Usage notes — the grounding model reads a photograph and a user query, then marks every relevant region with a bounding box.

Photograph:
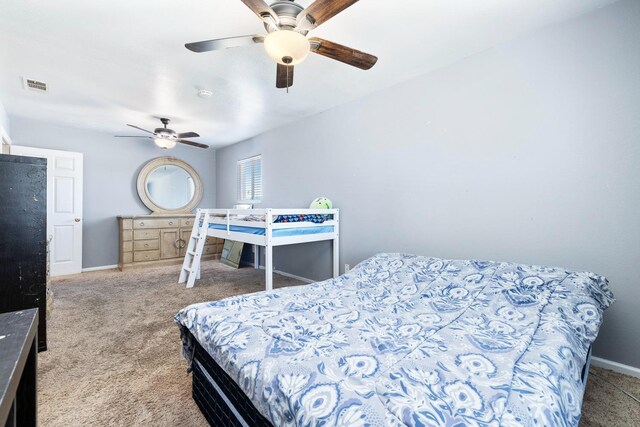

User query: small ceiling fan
[114,118,209,149]
[186,0,378,90]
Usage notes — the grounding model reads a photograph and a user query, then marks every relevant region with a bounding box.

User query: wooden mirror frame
[136,157,203,214]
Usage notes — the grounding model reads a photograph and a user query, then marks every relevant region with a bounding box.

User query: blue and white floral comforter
[175,253,614,427]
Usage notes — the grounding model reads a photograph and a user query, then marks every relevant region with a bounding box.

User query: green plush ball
[309,197,332,209]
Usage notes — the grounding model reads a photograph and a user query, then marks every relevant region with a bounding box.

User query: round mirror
[137,157,203,214]
[146,165,194,209]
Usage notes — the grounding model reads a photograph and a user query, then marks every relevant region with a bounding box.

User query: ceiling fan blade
[185,35,264,53]
[126,124,155,134]
[178,139,209,149]
[276,63,294,89]
[177,132,200,139]
[296,0,359,30]
[114,135,153,139]
[240,0,279,24]
[309,37,378,70]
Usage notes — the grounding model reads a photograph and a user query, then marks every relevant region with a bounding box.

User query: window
[237,155,262,203]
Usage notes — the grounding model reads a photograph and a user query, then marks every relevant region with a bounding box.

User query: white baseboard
[244,262,314,284]
[591,356,640,378]
[272,269,315,284]
[82,264,118,272]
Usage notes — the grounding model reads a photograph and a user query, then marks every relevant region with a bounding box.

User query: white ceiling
[0,0,616,148]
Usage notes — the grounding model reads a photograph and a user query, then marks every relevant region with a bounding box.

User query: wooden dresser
[118,214,223,270]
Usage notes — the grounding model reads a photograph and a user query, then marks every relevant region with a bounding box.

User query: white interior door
[11,145,83,276]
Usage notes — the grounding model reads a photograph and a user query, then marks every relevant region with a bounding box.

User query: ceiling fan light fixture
[264,30,310,65]
[154,137,177,149]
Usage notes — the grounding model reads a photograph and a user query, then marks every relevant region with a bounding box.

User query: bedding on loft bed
[210,213,332,224]
[175,253,614,427]
[207,223,334,237]
[204,212,334,236]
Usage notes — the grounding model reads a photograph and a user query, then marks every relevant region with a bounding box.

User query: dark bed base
[190,331,273,427]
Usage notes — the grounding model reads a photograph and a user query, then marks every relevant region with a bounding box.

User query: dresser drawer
[203,237,225,246]
[134,239,159,251]
[133,218,180,229]
[133,229,160,240]
[205,236,218,245]
[203,244,218,255]
[133,250,160,262]
[180,217,195,228]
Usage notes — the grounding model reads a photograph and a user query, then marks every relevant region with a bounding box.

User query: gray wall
[217,0,640,368]
[10,116,216,268]
[0,100,9,137]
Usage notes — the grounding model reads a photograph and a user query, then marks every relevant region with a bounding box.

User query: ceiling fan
[114,118,209,149]
[186,0,378,90]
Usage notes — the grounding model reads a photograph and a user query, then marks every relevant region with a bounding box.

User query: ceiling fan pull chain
[281,56,293,93]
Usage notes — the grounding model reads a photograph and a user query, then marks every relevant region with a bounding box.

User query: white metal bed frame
[178,208,340,290]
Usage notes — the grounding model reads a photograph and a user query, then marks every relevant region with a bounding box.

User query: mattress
[176,253,614,427]
[207,223,334,237]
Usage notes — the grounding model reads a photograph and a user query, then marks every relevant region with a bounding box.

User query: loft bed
[178,208,339,289]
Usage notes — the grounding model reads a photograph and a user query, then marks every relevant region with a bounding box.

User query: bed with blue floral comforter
[175,253,614,427]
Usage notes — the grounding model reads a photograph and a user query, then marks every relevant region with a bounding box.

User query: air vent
[23,77,48,93]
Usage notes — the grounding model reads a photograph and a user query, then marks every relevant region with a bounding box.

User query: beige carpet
[39,262,640,426]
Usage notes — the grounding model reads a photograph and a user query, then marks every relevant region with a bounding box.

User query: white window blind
[237,155,262,203]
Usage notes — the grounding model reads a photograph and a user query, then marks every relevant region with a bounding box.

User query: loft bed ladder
[179,209,209,288]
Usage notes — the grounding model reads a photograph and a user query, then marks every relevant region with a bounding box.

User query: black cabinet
[0,154,47,352]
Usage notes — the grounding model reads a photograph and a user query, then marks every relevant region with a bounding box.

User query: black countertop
[0,308,38,423]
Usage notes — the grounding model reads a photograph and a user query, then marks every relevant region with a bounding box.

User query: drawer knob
[144,244,149,247]
[140,222,144,226]
[169,221,174,225]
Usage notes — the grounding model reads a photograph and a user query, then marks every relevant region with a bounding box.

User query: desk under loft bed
[178,208,339,289]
